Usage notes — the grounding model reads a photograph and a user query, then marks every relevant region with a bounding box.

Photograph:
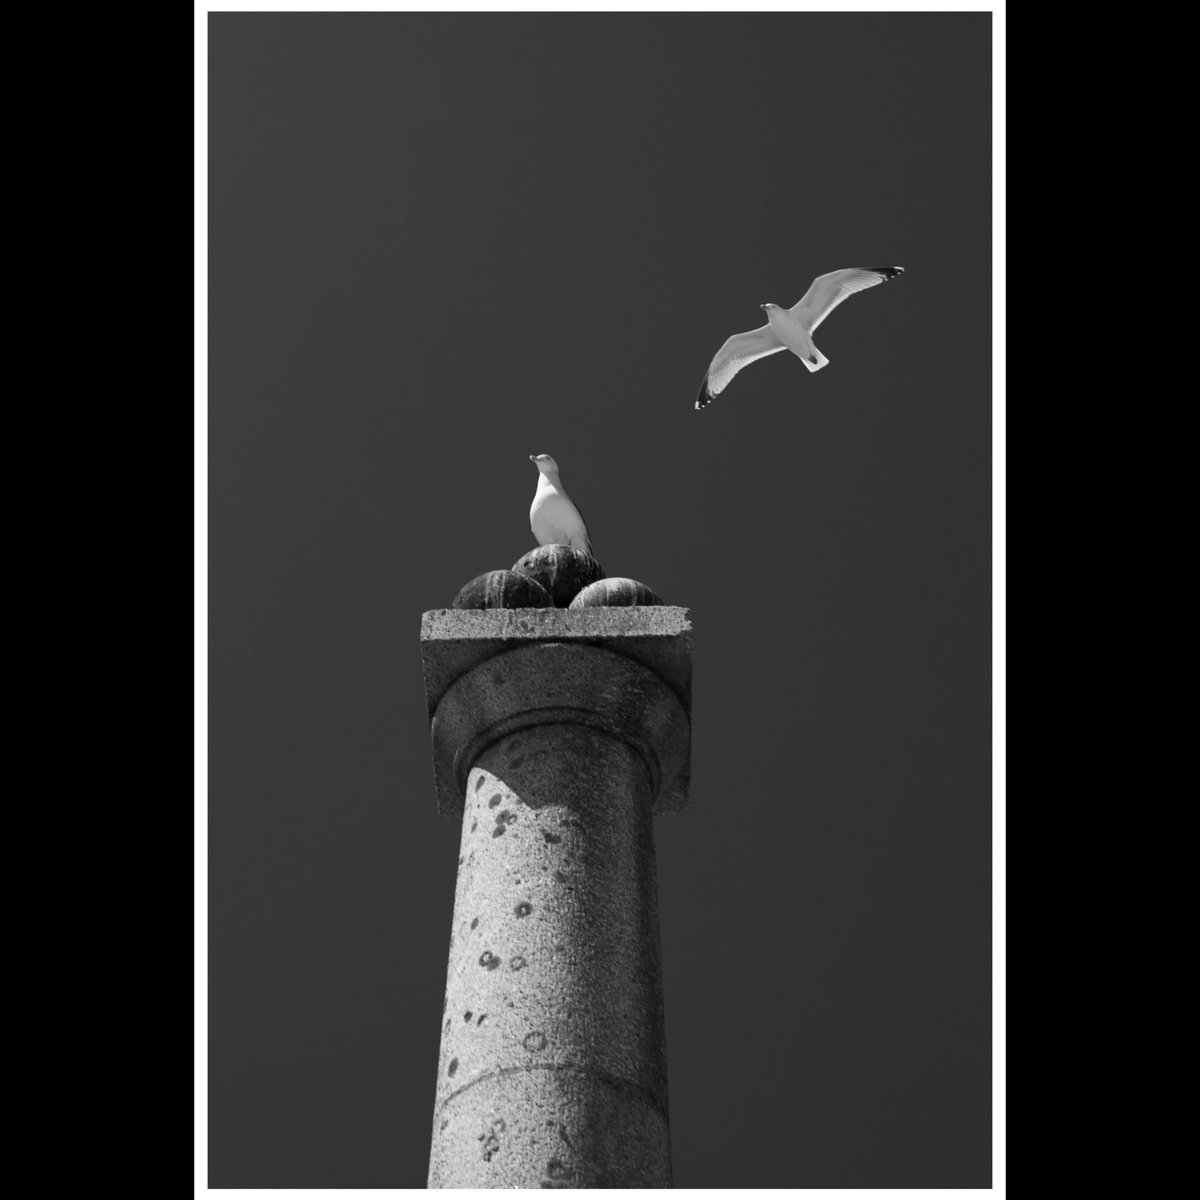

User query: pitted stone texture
[430,642,690,819]
[452,570,553,610]
[512,545,606,608]
[570,577,664,608]
[432,1071,669,1188]
[429,726,671,1188]
[420,607,692,717]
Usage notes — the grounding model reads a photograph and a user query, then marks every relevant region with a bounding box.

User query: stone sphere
[451,569,553,610]
[511,544,605,608]
[569,577,664,608]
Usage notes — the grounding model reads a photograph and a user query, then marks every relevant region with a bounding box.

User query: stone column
[419,609,692,1189]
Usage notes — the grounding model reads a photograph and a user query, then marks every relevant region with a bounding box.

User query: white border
[195,4,1004,1195]
[195,1,210,1195]
[205,2,995,12]
[990,2,1006,1195]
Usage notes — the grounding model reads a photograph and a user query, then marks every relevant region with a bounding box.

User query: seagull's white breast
[530,476,589,551]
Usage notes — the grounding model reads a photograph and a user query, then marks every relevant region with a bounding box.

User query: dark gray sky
[208,12,991,1188]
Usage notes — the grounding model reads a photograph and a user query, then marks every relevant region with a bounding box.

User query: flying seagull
[695,266,905,410]
[529,454,593,555]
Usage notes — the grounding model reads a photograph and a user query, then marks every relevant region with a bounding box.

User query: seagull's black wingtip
[869,266,905,280]
[695,382,714,410]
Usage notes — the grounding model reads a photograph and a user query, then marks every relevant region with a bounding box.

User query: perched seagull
[529,454,593,555]
[695,266,905,410]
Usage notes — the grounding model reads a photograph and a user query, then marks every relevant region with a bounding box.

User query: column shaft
[428,723,671,1188]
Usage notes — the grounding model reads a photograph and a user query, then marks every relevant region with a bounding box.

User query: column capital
[419,607,693,818]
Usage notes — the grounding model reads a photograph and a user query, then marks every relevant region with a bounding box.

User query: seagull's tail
[801,346,830,373]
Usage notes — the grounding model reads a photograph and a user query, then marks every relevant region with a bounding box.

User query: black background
[209,12,991,1187]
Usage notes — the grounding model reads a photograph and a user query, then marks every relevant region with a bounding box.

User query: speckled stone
[419,608,693,818]
[511,545,605,608]
[420,607,693,1189]
[452,570,553,610]
[431,641,689,822]
[569,577,664,608]
[428,725,671,1188]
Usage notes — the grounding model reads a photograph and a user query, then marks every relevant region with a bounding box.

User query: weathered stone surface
[427,641,690,819]
[452,570,553,610]
[428,726,671,1188]
[570,577,664,608]
[419,607,692,722]
[419,604,693,1189]
[511,544,605,608]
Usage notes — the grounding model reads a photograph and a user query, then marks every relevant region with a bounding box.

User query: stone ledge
[419,608,693,820]
[419,606,692,718]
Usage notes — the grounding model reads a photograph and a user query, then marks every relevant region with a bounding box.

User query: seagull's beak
[529,455,537,462]
[759,303,770,311]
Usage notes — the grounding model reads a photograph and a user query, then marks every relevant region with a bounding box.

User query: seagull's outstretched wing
[695,325,786,410]
[789,266,904,333]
